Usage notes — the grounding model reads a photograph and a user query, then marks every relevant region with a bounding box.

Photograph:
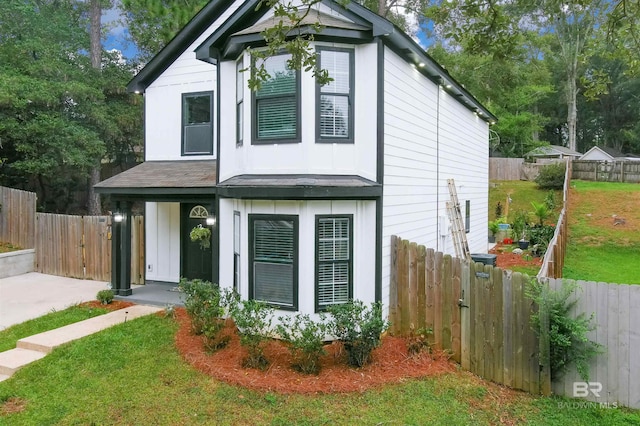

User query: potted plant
[190,224,211,250]
[511,210,530,249]
[488,219,500,243]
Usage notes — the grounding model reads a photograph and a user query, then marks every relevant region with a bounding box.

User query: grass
[0,305,110,353]
[0,242,22,254]
[563,180,640,284]
[1,314,639,425]
[489,180,561,223]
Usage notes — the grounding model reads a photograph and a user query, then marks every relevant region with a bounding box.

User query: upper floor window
[182,91,213,155]
[236,58,244,146]
[253,54,300,144]
[316,48,354,143]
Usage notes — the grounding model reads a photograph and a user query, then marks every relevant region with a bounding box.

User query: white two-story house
[96,0,496,318]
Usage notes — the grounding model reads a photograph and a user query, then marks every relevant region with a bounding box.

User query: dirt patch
[569,187,640,236]
[489,243,543,271]
[78,300,135,311]
[174,308,456,394]
[0,397,27,415]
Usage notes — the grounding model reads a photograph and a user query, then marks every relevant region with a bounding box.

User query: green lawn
[0,305,111,353]
[1,314,638,425]
[489,181,561,222]
[563,180,640,284]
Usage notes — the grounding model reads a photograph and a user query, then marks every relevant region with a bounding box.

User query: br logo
[573,382,603,398]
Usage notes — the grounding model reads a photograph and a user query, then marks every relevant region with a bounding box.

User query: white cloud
[103,0,126,37]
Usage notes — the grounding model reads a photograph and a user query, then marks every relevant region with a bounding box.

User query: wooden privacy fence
[389,236,550,395]
[36,213,144,284]
[538,162,571,279]
[572,160,640,183]
[547,279,640,409]
[0,186,36,249]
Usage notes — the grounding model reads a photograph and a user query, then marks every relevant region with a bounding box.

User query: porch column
[211,199,219,285]
[111,201,132,296]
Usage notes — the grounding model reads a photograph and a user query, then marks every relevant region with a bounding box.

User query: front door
[181,204,214,281]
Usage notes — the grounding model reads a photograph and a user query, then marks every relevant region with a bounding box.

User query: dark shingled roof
[217,174,381,199]
[95,160,217,195]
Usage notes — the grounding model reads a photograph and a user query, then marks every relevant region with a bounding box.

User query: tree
[0,0,142,213]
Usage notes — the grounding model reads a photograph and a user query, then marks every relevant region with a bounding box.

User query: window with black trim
[316,215,352,311]
[182,91,213,155]
[249,215,298,309]
[233,211,241,292]
[465,200,471,233]
[236,58,244,146]
[253,54,300,143]
[316,48,354,143]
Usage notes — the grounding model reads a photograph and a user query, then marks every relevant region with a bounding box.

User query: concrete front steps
[0,305,162,382]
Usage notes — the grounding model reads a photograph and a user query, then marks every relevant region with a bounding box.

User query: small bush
[407,327,433,356]
[527,279,603,381]
[327,300,389,368]
[232,299,274,370]
[96,289,114,305]
[535,163,566,190]
[510,209,530,241]
[544,190,557,211]
[179,279,235,352]
[277,313,328,374]
[529,224,556,256]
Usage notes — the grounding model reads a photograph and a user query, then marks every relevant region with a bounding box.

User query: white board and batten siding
[549,279,640,409]
[145,202,181,283]
[144,0,244,162]
[218,198,376,319]
[218,42,378,182]
[380,46,489,313]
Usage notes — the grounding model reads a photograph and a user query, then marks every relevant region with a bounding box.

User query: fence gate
[35,213,144,283]
[389,235,549,395]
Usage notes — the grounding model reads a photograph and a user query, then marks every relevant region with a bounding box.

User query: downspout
[436,84,441,252]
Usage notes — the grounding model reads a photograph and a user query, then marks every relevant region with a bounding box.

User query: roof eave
[126,0,234,93]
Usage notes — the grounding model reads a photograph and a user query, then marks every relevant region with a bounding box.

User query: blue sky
[102,3,138,59]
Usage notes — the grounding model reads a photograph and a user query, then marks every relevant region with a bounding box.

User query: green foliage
[530,201,551,226]
[527,280,603,381]
[189,224,211,250]
[544,190,557,211]
[276,313,328,374]
[96,289,114,305]
[488,219,501,236]
[179,279,236,352]
[510,209,530,241]
[535,163,566,190]
[327,300,389,367]
[232,299,274,370]
[495,201,503,218]
[529,224,556,256]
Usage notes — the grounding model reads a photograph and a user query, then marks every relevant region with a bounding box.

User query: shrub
[529,224,556,255]
[96,289,114,305]
[535,163,566,190]
[407,327,433,356]
[327,300,389,367]
[544,190,557,211]
[527,279,603,381]
[178,279,235,351]
[276,313,328,374]
[530,201,551,226]
[510,209,530,241]
[232,299,274,370]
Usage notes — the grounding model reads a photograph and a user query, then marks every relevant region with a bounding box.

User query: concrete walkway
[0,272,110,330]
[0,304,162,382]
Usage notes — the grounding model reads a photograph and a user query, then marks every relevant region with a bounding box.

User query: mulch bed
[174,308,456,394]
[489,243,543,271]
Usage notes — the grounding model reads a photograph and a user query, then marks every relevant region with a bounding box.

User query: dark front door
[182,203,214,281]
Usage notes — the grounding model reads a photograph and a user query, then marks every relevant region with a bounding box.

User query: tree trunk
[87,0,102,215]
[566,57,578,153]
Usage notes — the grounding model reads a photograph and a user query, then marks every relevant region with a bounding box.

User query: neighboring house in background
[95,0,495,319]
[579,145,640,161]
[525,144,582,161]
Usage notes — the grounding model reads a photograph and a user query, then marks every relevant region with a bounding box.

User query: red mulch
[488,243,543,271]
[79,300,136,311]
[174,308,456,394]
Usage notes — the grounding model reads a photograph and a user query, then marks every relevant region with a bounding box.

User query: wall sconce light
[113,212,124,223]
[206,215,216,226]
